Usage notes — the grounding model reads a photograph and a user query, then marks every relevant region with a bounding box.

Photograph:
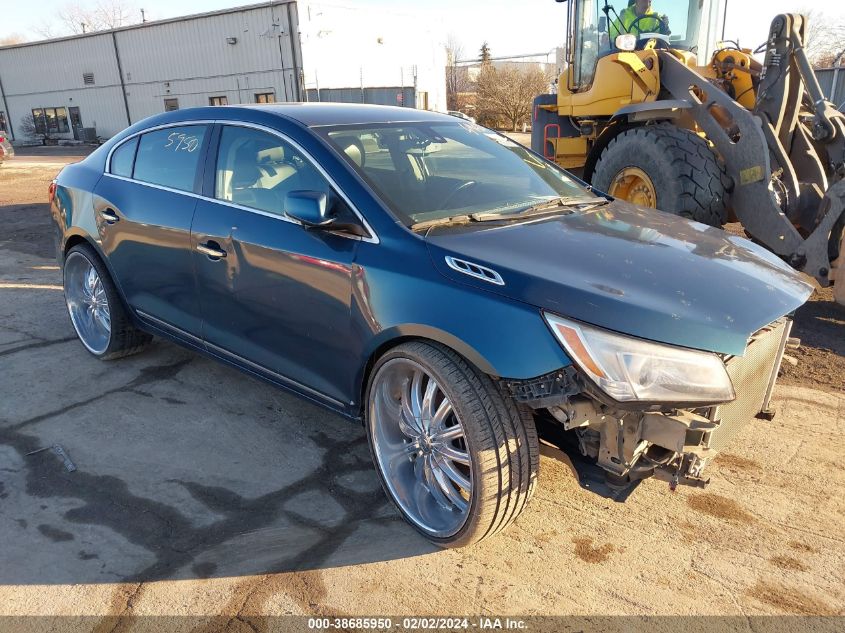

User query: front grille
[705,319,791,452]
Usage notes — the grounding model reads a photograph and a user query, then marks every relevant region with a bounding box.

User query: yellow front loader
[532,0,845,304]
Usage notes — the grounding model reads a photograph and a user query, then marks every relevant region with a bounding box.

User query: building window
[31,107,70,134]
[255,92,275,104]
[164,98,179,112]
[209,96,229,106]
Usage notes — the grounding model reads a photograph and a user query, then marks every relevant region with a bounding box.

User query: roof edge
[0,0,296,52]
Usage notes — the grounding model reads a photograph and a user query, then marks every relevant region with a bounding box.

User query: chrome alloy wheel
[64,252,112,355]
[369,358,473,538]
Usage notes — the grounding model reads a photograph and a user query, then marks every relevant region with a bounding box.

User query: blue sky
[4,0,844,58]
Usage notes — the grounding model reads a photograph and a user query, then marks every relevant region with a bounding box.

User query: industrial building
[0,1,447,143]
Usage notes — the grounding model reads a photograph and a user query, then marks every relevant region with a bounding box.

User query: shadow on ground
[0,341,438,586]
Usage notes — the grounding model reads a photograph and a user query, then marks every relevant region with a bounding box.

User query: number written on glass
[164,132,200,152]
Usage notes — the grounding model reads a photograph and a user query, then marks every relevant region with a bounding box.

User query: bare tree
[19,113,46,142]
[797,9,845,67]
[0,33,27,46]
[33,0,137,38]
[445,34,471,112]
[476,63,552,131]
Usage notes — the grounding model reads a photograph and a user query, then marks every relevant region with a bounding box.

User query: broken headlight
[544,313,736,404]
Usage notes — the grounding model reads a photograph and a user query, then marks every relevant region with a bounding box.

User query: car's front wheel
[63,244,151,360]
[366,341,538,547]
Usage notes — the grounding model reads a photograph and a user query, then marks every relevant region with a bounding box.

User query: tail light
[0,135,5,143]
[48,182,57,203]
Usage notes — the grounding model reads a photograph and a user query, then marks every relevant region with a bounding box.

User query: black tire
[365,341,538,547]
[592,123,728,227]
[63,243,152,360]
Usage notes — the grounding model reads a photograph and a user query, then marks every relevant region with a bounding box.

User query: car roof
[101,103,463,155]
[224,103,455,127]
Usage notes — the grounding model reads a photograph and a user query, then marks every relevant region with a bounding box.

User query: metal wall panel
[125,71,295,121]
[0,2,300,140]
[0,34,120,95]
[816,67,845,109]
[306,86,416,107]
[114,5,297,86]
[114,2,299,121]
[0,0,447,141]
[0,33,125,139]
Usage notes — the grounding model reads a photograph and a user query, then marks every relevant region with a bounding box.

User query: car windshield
[320,121,593,227]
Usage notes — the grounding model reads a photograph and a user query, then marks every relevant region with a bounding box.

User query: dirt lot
[0,150,843,625]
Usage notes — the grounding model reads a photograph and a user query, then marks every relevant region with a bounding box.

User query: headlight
[544,313,735,404]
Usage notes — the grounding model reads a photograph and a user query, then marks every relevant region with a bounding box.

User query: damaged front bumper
[505,319,793,488]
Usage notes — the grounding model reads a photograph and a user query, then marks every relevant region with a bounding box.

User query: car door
[191,123,364,408]
[94,123,210,337]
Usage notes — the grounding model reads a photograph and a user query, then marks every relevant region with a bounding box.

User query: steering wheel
[441,180,478,208]
[627,14,671,47]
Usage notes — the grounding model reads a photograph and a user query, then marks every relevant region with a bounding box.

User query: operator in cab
[609,0,670,40]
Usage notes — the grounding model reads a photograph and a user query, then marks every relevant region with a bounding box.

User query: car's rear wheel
[366,341,538,547]
[63,244,151,360]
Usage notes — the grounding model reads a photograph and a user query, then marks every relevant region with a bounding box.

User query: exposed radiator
[705,319,791,452]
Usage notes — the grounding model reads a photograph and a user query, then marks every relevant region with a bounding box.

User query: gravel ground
[0,154,843,625]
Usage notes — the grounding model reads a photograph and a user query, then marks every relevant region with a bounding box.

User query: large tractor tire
[592,123,728,227]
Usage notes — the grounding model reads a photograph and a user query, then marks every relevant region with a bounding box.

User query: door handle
[100,209,120,224]
[197,241,227,259]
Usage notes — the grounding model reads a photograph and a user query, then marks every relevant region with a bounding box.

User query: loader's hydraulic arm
[660,51,845,286]
[657,14,845,288]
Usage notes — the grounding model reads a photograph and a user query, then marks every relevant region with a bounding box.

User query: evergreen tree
[479,42,492,64]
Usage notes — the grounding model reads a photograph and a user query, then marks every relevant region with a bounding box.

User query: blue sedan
[51,104,811,547]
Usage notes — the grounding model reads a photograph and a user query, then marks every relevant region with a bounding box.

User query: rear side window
[133,125,208,192]
[109,137,138,177]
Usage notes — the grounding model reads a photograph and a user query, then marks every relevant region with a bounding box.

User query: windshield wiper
[470,196,609,222]
[410,214,473,231]
[410,197,610,231]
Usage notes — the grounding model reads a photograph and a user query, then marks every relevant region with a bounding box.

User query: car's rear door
[94,123,210,337]
[190,123,365,408]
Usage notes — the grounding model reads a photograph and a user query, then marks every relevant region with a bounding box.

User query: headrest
[230,142,262,187]
[257,146,285,163]
[333,135,366,168]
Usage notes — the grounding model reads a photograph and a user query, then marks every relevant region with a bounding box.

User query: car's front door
[191,124,364,408]
[94,124,210,336]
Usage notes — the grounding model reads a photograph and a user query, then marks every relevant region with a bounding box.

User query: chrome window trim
[104,118,379,244]
[105,119,216,174]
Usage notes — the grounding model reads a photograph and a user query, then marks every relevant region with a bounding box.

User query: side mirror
[285,190,334,228]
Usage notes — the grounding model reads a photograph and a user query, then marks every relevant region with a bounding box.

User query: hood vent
[445,256,504,286]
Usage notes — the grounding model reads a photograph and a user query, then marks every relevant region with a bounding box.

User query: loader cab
[562,0,714,91]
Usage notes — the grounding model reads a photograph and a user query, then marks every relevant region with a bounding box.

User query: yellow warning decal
[739,166,765,185]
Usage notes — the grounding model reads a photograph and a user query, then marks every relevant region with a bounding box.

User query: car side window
[133,125,208,192]
[109,137,138,178]
[215,126,330,216]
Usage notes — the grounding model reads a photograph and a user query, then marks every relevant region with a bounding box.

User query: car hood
[425,201,813,356]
